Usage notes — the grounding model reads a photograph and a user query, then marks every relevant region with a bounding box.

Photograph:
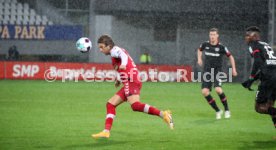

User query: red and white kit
[92,45,173,138]
[110,46,142,100]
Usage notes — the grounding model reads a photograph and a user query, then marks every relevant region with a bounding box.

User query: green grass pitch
[0,80,276,150]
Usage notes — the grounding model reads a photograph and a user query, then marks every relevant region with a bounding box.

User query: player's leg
[254,83,276,114]
[126,82,173,129]
[201,84,222,119]
[254,99,276,129]
[127,95,161,117]
[254,84,276,128]
[125,82,162,116]
[255,102,269,114]
[215,86,230,118]
[104,95,124,131]
[127,95,163,118]
[127,94,174,129]
[268,99,276,128]
[202,69,220,113]
[254,84,269,114]
[214,67,230,118]
[267,88,276,128]
[201,80,220,111]
[214,87,228,111]
[202,87,219,111]
[269,78,276,128]
[92,89,125,138]
[255,72,276,129]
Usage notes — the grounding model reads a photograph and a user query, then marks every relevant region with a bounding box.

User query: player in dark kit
[242,26,276,128]
[197,28,237,119]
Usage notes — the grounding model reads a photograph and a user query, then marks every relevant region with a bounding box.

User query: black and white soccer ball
[76,37,92,53]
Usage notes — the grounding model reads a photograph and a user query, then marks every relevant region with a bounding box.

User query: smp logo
[12,64,40,77]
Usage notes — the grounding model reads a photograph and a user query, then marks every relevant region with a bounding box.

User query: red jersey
[110,46,140,83]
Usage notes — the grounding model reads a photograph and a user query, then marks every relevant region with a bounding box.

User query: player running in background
[197,28,237,119]
[92,35,174,139]
[242,26,276,128]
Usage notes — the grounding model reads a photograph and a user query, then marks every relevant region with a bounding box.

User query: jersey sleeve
[198,43,205,51]
[110,47,128,66]
[248,45,261,57]
[221,46,231,57]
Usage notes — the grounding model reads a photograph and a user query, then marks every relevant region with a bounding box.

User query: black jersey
[248,41,276,78]
[199,41,231,68]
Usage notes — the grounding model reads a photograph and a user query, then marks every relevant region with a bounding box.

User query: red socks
[105,102,116,131]
[131,101,161,116]
[104,101,161,132]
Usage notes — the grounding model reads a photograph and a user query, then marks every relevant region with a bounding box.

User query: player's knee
[255,104,268,114]
[201,89,209,96]
[255,107,266,114]
[215,88,222,94]
[267,100,275,107]
[106,102,115,109]
[131,102,142,111]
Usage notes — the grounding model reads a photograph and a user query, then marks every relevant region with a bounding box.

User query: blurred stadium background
[1,1,276,149]
[0,0,275,82]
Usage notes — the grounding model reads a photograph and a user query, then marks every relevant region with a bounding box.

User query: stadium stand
[0,0,53,25]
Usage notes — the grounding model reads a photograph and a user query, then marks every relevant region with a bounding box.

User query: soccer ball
[76,37,92,53]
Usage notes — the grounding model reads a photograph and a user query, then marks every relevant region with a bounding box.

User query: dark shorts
[201,67,223,90]
[255,78,276,104]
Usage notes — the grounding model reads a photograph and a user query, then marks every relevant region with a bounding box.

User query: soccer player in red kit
[92,35,174,139]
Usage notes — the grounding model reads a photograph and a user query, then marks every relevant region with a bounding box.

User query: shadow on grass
[239,140,276,150]
[33,145,55,149]
[61,137,172,149]
[192,119,217,125]
[61,139,128,149]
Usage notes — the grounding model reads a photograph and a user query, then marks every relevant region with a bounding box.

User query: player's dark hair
[209,28,219,34]
[245,26,261,41]
[246,26,261,33]
[97,35,115,48]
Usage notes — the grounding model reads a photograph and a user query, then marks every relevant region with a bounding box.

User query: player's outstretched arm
[241,71,260,91]
[229,55,237,76]
[241,50,263,91]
